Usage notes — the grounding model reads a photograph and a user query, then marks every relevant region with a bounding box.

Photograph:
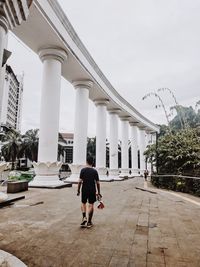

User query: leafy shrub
[19,173,33,182]
[145,128,200,175]
[8,171,34,182]
[151,175,200,197]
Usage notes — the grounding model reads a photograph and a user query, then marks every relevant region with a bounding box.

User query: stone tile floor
[0,178,200,267]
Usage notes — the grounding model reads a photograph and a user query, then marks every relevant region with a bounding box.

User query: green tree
[170,106,199,130]
[1,131,22,169]
[142,92,171,131]
[158,88,189,129]
[87,137,111,167]
[158,124,169,137]
[21,129,39,162]
[57,144,65,161]
[145,128,200,175]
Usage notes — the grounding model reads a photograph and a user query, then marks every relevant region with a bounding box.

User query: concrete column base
[96,167,113,182]
[140,170,144,176]
[129,169,140,178]
[29,162,64,188]
[0,192,8,203]
[109,169,123,181]
[119,169,130,179]
[99,175,114,182]
[65,164,84,183]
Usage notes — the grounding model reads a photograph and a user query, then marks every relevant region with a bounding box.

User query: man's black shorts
[81,191,96,204]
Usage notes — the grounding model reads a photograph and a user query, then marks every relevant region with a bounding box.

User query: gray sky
[7,0,200,135]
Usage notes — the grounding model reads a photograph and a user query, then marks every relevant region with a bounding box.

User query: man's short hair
[87,156,94,166]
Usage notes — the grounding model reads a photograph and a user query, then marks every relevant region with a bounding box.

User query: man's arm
[95,171,102,197]
[77,169,84,196]
[96,181,102,200]
[96,180,101,195]
[77,179,82,196]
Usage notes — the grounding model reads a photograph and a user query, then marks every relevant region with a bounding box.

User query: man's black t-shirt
[80,167,99,193]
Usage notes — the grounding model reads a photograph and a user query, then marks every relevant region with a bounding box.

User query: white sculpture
[0,192,8,203]
[0,162,10,203]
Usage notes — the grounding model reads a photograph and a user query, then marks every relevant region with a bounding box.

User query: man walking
[77,156,101,228]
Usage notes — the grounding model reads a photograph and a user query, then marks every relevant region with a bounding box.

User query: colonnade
[0,35,154,187]
[30,46,153,186]
[67,91,153,183]
[0,2,156,187]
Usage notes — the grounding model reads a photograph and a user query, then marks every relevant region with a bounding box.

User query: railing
[152,174,200,180]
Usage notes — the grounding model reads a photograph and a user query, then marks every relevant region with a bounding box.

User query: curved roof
[13,0,159,133]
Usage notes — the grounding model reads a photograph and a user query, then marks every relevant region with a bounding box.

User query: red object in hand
[97,201,105,209]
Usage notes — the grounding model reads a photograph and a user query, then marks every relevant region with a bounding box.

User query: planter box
[7,180,28,193]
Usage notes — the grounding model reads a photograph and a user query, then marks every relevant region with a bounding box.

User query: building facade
[0,65,23,132]
[59,133,74,163]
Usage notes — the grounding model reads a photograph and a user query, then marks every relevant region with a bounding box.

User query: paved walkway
[0,178,200,267]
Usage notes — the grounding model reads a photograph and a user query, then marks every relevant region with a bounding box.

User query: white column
[30,48,68,187]
[130,123,139,176]
[151,132,157,173]
[67,80,93,183]
[64,150,66,163]
[139,128,146,175]
[152,133,157,144]
[94,99,111,181]
[108,109,121,180]
[119,117,130,178]
[0,17,8,70]
[146,132,152,174]
[0,17,8,124]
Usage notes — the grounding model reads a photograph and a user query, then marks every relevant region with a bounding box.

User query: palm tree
[1,131,22,169]
[142,92,172,133]
[21,129,39,162]
[195,100,200,111]
[57,144,65,161]
[158,88,187,129]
